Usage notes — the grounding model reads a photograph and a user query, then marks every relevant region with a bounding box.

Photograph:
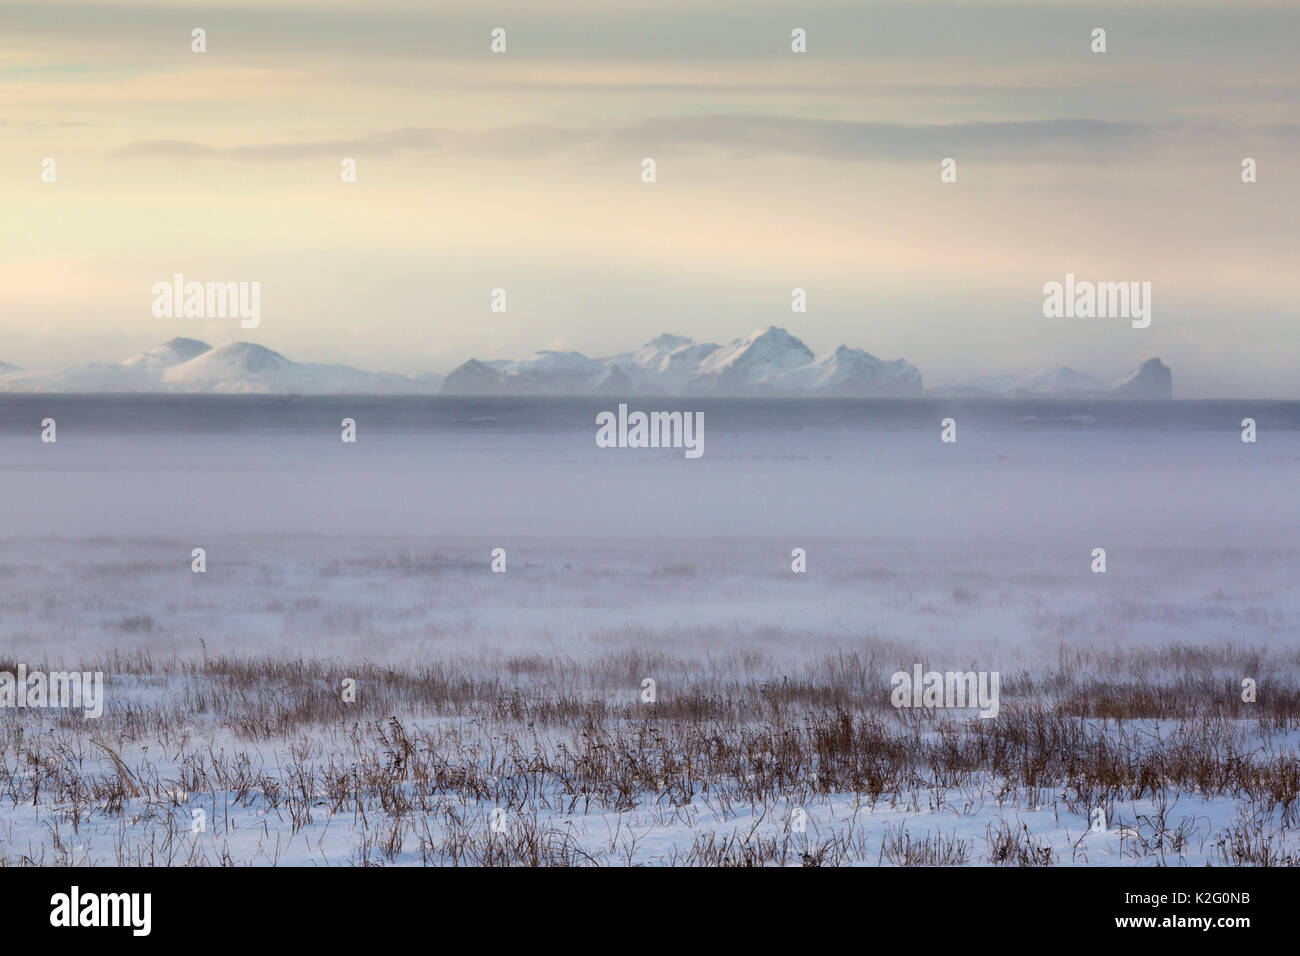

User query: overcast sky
[2,0,1297,395]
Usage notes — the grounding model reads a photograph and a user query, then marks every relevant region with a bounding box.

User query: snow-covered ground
[0,399,1296,865]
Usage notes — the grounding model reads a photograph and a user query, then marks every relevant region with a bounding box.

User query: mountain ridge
[929,358,1172,399]
[444,326,926,397]
[0,338,444,394]
[0,331,1171,398]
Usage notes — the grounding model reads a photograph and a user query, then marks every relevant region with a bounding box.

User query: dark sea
[0,394,1297,435]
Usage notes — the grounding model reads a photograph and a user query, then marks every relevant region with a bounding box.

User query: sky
[1,0,1297,396]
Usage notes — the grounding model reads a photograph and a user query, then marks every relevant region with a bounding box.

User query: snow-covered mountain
[602,334,723,393]
[775,344,924,398]
[441,350,630,396]
[160,343,442,394]
[929,359,1172,399]
[442,327,924,397]
[688,326,815,393]
[1111,357,1173,399]
[121,337,212,371]
[0,333,1170,398]
[928,366,1107,398]
[0,339,445,394]
[0,360,149,392]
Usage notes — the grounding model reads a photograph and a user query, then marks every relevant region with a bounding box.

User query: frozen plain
[0,396,1297,865]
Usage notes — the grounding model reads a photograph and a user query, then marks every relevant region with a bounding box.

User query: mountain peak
[203,342,289,369]
[647,333,694,349]
[692,326,815,392]
[746,325,805,347]
[159,342,290,390]
[1112,357,1172,399]
[122,337,213,369]
[160,336,211,353]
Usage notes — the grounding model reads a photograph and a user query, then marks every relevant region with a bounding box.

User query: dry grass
[1,641,1298,866]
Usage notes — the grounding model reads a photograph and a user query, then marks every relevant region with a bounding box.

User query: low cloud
[115,115,1300,165]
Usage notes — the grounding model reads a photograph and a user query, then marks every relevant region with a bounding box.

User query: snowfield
[0,396,1296,865]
